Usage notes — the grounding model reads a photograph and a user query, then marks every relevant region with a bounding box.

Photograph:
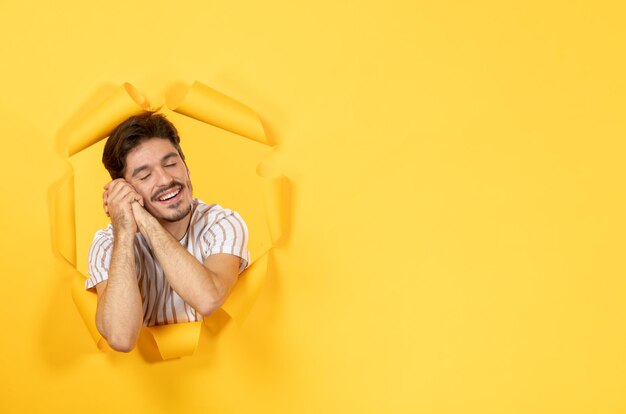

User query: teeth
[159,187,180,201]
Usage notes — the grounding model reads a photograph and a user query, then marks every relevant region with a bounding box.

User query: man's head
[103,112,193,223]
[103,112,185,179]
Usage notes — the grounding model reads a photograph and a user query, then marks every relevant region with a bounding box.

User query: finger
[108,181,136,201]
[122,179,139,193]
[106,178,134,195]
[104,178,124,190]
[131,200,145,222]
[109,188,137,210]
[130,191,144,206]
[106,182,122,199]
[118,192,143,208]
[101,190,109,216]
[107,179,127,193]
[131,199,148,217]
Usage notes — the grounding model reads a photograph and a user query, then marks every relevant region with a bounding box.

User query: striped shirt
[85,199,250,326]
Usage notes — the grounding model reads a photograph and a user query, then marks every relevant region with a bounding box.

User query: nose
[153,165,174,187]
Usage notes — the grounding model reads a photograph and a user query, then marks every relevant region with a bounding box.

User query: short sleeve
[200,209,250,274]
[85,229,114,290]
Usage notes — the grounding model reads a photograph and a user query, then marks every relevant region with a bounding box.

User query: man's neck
[159,212,192,241]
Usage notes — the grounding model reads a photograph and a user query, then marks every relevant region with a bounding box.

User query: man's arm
[131,203,239,316]
[94,180,144,352]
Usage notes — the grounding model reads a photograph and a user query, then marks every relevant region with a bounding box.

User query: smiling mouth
[154,185,182,203]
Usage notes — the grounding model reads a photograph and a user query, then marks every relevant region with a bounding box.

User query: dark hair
[102,112,186,179]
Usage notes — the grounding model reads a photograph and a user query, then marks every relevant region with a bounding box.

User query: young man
[85,112,249,352]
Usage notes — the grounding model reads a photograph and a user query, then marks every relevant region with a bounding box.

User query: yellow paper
[5,3,625,410]
[50,169,76,266]
[63,83,149,156]
[222,251,269,324]
[261,175,289,246]
[167,80,283,324]
[144,322,203,360]
[167,81,268,145]
[56,82,288,360]
[70,271,102,345]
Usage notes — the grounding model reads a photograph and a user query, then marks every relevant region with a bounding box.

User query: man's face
[124,137,193,223]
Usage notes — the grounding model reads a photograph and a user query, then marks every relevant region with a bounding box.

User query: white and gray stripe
[86,199,250,326]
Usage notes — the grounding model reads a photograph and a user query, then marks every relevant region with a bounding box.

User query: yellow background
[1,1,625,412]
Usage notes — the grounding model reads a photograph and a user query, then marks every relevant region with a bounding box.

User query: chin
[156,199,192,223]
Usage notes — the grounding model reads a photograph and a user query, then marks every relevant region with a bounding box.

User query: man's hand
[104,179,144,234]
[96,180,145,352]
[130,199,157,236]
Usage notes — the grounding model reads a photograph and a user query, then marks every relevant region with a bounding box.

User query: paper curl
[52,81,288,360]
[262,175,289,246]
[63,83,149,156]
[70,269,101,345]
[167,81,268,145]
[144,322,203,360]
[51,168,76,266]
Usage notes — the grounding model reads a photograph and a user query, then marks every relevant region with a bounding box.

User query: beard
[150,179,193,223]
[161,201,192,222]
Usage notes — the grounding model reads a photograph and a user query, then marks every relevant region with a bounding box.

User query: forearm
[140,217,227,316]
[96,232,143,352]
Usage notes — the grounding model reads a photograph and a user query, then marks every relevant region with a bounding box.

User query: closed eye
[165,163,177,167]
[140,174,151,181]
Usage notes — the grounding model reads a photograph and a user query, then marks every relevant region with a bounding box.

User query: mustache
[151,181,184,202]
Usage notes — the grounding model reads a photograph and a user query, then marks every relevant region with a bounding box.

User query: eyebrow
[131,152,179,178]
